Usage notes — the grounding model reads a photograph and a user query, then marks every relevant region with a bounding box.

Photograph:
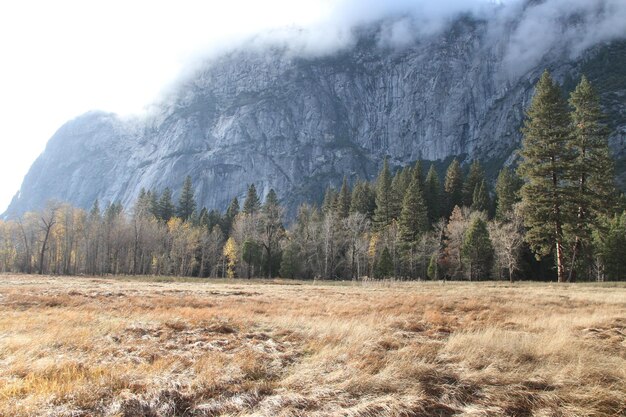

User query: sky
[0,0,336,213]
[1,0,624,214]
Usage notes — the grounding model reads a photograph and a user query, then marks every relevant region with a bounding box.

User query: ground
[0,275,624,417]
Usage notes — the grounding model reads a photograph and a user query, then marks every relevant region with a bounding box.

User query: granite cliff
[5,13,626,218]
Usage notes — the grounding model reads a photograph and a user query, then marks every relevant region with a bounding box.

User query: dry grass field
[0,275,624,417]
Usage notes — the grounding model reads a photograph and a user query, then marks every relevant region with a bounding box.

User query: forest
[1,73,624,282]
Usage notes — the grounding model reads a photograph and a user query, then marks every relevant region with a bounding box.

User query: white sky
[0,0,335,213]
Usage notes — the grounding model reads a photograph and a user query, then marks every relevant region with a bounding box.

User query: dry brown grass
[0,275,624,417]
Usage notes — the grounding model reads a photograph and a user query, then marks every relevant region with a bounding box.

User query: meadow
[0,275,624,416]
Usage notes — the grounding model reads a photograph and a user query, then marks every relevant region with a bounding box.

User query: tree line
[0,73,624,281]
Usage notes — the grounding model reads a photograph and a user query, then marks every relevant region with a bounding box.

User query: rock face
[4,18,626,218]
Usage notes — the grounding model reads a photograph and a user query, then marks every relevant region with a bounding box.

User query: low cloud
[248,0,625,68]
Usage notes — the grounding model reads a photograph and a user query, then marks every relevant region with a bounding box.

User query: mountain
[4,14,626,218]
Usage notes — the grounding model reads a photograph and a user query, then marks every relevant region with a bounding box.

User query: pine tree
[593,212,626,281]
[134,188,152,219]
[157,188,175,222]
[461,217,494,281]
[463,160,485,207]
[148,190,158,218]
[427,253,440,280]
[399,179,429,243]
[444,159,464,216]
[198,207,209,228]
[350,181,376,219]
[471,179,490,213]
[391,167,411,206]
[495,167,522,221]
[567,76,616,281]
[322,186,338,215]
[207,209,222,233]
[279,240,301,279]
[424,164,441,225]
[260,189,284,278]
[376,246,393,278]
[337,177,351,219]
[374,158,398,228]
[412,160,425,189]
[222,197,239,236]
[518,70,576,282]
[177,176,196,222]
[242,239,262,279]
[243,184,261,216]
[226,197,239,219]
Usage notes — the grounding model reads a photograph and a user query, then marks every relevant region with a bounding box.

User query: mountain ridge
[4,17,626,219]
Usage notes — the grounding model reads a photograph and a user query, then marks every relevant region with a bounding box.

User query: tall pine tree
[463,160,485,207]
[471,180,490,213]
[444,159,464,216]
[157,188,175,222]
[337,177,351,219]
[243,184,261,216]
[399,178,429,243]
[177,176,196,222]
[461,217,494,281]
[495,167,522,221]
[350,181,376,219]
[374,158,398,228]
[518,70,576,283]
[567,76,616,281]
[424,164,441,225]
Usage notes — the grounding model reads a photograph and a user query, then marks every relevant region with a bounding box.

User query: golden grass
[0,275,624,416]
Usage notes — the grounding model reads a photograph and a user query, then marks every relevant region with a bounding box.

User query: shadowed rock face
[4,19,626,219]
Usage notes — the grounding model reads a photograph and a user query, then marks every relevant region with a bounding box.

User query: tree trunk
[39,226,52,275]
[556,239,566,282]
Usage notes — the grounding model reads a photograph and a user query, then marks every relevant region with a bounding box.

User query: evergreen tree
[461,217,494,281]
[242,239,262,279]
[518,70,576,282]
[567,76,616,280]
[243,184,261,216]
[412,160,425,189]
[148,190,158,218]
[157,188,175,222]
[391,167,411,206]
[444,159,464,216]
[226,197,239,219]
[495,167,522,221]
[134,188,152,218]
[424,164,441,225]
[471,179,490,213]
[279,240,301,279]
[593,212,626,281]
[322,186,338,215]
[376,246,394,278]
[337,177,351,219]
[374,158,398,228]
[207,209,222,233]
[222,197,239,236]
[427,253,440,280]
[198,207,210,228]
[399,179,429,243]
[260,189,284,278]
[350,181,376,219]
[177,176,196,222]
[463,160,485,207]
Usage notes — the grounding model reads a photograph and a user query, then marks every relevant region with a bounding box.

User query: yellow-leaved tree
[223,237,238,278]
